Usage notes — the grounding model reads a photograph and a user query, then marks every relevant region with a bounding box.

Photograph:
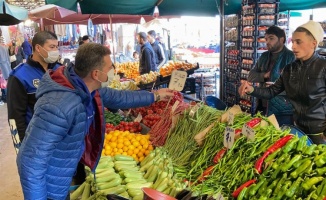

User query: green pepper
[273,173,287,195]
[317,144,326,151]
[281,154,302,172]
[285,177,303,197]
[276,153,290,164]
[304,144,317,156]
[314,152,326,167]
[271,162,279,170]
[290,159,312,178]
[246,183,256,198]
[258,180,269,196]
[276,180,292,199]
[302,177,324,190]
[249,178,265,196]
[237,186,248,200]
[283,137,299,153]
[267,178,279,191]
[296,135,308,152]
[306,191,316,200]
[317,178,326,197]
[265,148,281,163]
[316,166,326,175]
[293,157,311,168]
[258,189,272,200]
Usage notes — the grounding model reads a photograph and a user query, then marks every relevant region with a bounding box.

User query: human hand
[238,80,254,96]
[154,88,174,101]
[265,82,274,87]
[264,71,271,79]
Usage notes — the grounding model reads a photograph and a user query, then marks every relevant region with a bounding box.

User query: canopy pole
[109,15,116,63]
[40,18,44,31]
[219,0,225,100]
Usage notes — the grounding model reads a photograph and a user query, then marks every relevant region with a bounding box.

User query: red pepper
[197,165,215,182]
[213,147,227,164]
[232,179,256,198]
[246,118,261,128]
[235,129,242,135]
[255,135,294,174]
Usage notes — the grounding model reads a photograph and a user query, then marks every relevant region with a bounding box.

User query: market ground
[0,103,23,199]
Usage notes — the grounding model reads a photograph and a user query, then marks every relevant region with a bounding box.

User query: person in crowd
[21,37,32,59]
[136,32,156,74]
[133,51,139,61]
[248,26,295,125]
[7,31,62,150]
[147,30,166,68]
[82,35,90,43]
[0,40,11,105]
[239,20,326,144]
[8,42,17,69]
[15,40,26,66]
[157,36,169,61]
[16,43,174,200]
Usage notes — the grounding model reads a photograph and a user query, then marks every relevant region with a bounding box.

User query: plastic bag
[0,72,7,89]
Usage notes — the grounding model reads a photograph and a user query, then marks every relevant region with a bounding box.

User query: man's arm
[7,76,28,141]
[249,74,285,99]
[157,44,166,68]
[17,103,70,200]
[248,60,268,83]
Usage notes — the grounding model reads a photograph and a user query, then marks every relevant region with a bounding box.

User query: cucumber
[96,177,121,190]
[114,155,134,161]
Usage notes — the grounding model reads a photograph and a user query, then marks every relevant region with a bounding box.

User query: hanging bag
[0,71,7,89]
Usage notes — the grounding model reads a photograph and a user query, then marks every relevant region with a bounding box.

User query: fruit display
[115,62,140,79]
[104,109,131,126]
[160,61,196,77]
[102,130,153,162]
[109,80,139,90]
[134,71,160,85]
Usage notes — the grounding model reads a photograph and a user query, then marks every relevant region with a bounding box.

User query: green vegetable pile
[239,135,326,200]
[104,110,131,126]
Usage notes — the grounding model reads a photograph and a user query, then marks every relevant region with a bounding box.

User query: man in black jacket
[147,30,166,69]
[239,21,326,144]
[137,32,156,74]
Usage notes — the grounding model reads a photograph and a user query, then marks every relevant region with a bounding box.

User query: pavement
[0,103,23,199]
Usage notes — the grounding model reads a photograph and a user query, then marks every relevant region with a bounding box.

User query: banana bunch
[135,71,160,85]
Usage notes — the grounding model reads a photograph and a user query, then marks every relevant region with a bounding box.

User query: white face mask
[39,46,60,64]
[97,68,115,88]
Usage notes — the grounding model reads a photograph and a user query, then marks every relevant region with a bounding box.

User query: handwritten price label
[134,113,142,123]
[118,109,125,116]
[228,111,235,125]
[224,126,235,149]
[242,124,255,141]
[172,100,180,112]
[189,103,201,118]
[168,70,187,91]
[215,193,225,200]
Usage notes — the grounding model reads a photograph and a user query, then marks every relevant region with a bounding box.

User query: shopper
[82,35,90,43]
[147,30,166,68]
[248,26,295,125]
[8,42,17,69]
[15,41,26,66]
[137,32,156,74]
[7,31,61,150]
[16,43,174,200]
[0,40,11,105]
[21,37,32,59]
[239,20,326,144]
[133,51,139,61]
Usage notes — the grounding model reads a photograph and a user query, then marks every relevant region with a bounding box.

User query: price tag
[215,193,225,200]
[168,70,187,91]
[228,111,235,125]
[224,127,235,149]
[118,109,125,116]
[172,100,180,112]
[189,103,200,118]
[134,113,142,122]
[242,124,255,141]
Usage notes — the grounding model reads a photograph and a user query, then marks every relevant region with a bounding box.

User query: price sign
[242,124,255,141]
[228,111,235,125]
[134,113,142,122]
[168,70,187,91]
[224,127,235,149]
[172,100,180,112]
[125,109,131,117]
[118,109,125,116]
[215,193,225,200]
[189,103,200,118]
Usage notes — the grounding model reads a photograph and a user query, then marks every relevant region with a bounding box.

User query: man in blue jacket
[7,31,62,151]
[137,32,156,74]
[248,26,295,125]
[16,43,173,200]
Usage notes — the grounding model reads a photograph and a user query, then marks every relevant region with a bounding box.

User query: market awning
[46,0,326,16]
[0,0,28,25]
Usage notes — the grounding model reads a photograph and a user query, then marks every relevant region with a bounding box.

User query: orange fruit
[113,131,120,137]
[148,145,153,151]
[131,154,137,159]
[117,143,124,149]
[139,156,145,162]
[142,143,149,150]
[105,149,111,155]
[137,152,144,158]
[133,141,140,148]
[131,139,137,144]
[141,148,146,154]
[117,138,124,143]
[113,148,118,152]
[124,140,131,146]
[144,135,150,139]
[110,142,117,148]
[135,135,141,141]
[133,148,140,154]
[127,149,134,156]
[123,146,129,152]
[111,136,117,142]
[128,145,135,150]
[105,145,111,151]
[140,139,146,146]
[145,150,150,156]
[122,152,128,156]
[126,135,133,140]
[118,149,123,154]
[137,145,142,150]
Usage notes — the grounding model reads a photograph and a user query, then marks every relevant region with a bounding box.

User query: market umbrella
[0,0,28,26]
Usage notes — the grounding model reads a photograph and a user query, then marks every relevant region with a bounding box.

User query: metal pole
[219,0,225,100]
[40,18,44,31]
[109,15,116,63]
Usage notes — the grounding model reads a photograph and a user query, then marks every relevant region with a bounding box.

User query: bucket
[142,188,177,200]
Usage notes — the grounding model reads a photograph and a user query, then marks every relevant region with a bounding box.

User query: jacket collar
[27,55,60,72]
[302,52,319,66]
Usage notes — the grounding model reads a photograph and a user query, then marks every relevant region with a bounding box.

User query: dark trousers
[1,88,6,102]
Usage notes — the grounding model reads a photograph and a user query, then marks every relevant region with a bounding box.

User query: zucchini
[114,155,134,161]
[128,188,143,197]
[118,191,130,199]
[126,182,153,190]
[95,167,114,174]
[115,165,139,172]
[98,185,126,195]
[133,194,144,200]
[70,181,86,200]
[124,171,144,178]
[156,178,169,192]
[81,182,91,200]
[95,174,120,184]
[125,177,147,183]
[96,177,121,190]
[95,170,116,179]
[147,165,159,182]
[115,160,137,166]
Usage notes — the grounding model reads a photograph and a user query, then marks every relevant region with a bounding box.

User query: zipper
[299,63,309,126]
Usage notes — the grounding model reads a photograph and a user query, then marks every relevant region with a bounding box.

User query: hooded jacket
[17,66,154,200]
[251,53,326,135]
[139,42,156,74]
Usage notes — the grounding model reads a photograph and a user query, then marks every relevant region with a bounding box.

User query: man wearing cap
[239,20,326,144]
[248,26,295,125]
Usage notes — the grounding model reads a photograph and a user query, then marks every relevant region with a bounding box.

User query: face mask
[39,46,60,63]
[97,68,115,88]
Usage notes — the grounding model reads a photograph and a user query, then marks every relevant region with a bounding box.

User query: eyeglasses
[112,63,116,70]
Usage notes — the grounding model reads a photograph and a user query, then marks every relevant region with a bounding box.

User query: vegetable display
[104,109,131,126]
